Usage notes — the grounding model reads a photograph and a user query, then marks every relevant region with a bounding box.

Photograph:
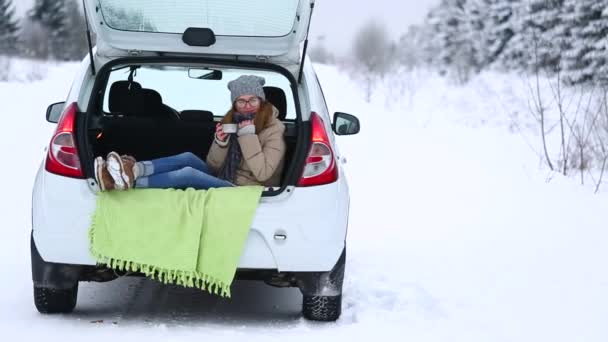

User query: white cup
[222,123,237,134]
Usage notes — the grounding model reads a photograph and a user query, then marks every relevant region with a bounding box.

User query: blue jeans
[134,152,234,190]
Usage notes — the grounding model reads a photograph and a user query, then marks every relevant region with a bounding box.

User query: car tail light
[298,112,338,187]
[45,102,84,178]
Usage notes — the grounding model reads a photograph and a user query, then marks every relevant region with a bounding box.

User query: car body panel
[32,168,348,272]
[85,0,314,65]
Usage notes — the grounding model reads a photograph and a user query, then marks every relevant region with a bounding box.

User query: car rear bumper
[32,229,346,297]
[32,167,349,272]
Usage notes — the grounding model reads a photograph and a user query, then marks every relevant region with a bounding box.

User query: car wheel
[302,294,342,321]
[33,284,78,314]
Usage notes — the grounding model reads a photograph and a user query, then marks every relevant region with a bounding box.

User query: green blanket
[89,186,263,297]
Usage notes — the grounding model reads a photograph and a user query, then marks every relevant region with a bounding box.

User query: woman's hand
[215,123,228,142]
[238,120,253,129]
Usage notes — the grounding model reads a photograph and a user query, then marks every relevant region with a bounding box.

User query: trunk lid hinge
[298,1,315,84]
[82,0,96,76]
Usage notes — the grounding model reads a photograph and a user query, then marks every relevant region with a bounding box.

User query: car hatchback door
[84,0,314,62]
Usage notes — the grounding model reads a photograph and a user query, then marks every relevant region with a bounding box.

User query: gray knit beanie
[228,75,266,103]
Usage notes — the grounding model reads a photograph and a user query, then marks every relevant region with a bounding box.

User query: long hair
[221,101,274,134]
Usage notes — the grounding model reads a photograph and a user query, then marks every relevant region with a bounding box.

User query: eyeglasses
[235,97,261,108]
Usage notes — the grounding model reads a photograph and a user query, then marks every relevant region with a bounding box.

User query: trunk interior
[84,65,302,190]
[87,115,298,185]
[91,115,216,161]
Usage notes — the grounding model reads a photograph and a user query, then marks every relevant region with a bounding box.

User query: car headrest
[263,86,287,120]
[180,110,214,122]
[141,88,162,107]
[109,81,143,114]
[140,88,168,118]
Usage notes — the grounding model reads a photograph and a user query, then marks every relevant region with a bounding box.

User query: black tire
[34,284,78,314]
[302,294,342,321]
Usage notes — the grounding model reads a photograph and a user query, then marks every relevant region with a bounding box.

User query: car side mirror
[46,102,65,123]
[332,112,360,136]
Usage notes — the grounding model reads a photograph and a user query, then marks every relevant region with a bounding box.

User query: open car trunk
[81,58,307,195]
[88,116,299,187]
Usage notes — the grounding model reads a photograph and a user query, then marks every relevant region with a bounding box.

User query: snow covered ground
[1,59,607,341]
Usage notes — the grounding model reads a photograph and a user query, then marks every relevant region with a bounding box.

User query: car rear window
[99,0,299,37]
[102,65,296,120]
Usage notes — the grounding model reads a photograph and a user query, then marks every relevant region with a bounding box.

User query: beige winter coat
[206,108,286,186]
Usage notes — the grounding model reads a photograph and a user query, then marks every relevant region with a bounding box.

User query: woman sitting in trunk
[94,75,286,191]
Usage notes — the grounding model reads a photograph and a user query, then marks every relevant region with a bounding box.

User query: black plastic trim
[182,28,216,47]
[30,232,82,289]
[295,247,346,297]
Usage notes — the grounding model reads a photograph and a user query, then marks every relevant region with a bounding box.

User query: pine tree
[592,3,608,84]
[309,35,335,65]
[427,0,480,82]
[481,0,520,68]
[419,0,608,86]
[0,0,19,56]
[398,24,435,69]
[352,20,394,100]
[463,0,493,68]
[491,0,562,72]
[562,0,608,85]
[520,0,567,72]
[29,0,70,60]
[63,0,89,60]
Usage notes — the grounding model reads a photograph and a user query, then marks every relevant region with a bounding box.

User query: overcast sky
[14,0,440,53]
[309,0,440,52]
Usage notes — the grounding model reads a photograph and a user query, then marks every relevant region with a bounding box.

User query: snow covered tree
[490,0,565,72]
[427,0,520,72]
[593,5,608,85]
[309,35,335,65]
[427,0,480,82]
[352,20,395,100]
[481,0,521,68]
[519,0,567,72]
[353,20,394,75]
[419,0,608,86]
[460,0,496,68]
[29,0,71,60]
[0,0,19,56]
[63,0,89,60]
[561,0,608,85]
[398,24,435,70]
[20,18,49,58]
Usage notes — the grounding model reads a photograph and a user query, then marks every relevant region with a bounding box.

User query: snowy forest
[0,0,88,61]
[422,0,608,86]
[310,0,608,89]
[413,0,608,187]
[2,0,607,87]
[3,0,608,186]
[313,0,608,187]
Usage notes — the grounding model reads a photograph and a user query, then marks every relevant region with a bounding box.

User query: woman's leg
[137,152,212,177]
[135,166,234,190]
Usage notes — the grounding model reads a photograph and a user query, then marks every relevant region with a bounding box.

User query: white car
[31,0,359,322]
